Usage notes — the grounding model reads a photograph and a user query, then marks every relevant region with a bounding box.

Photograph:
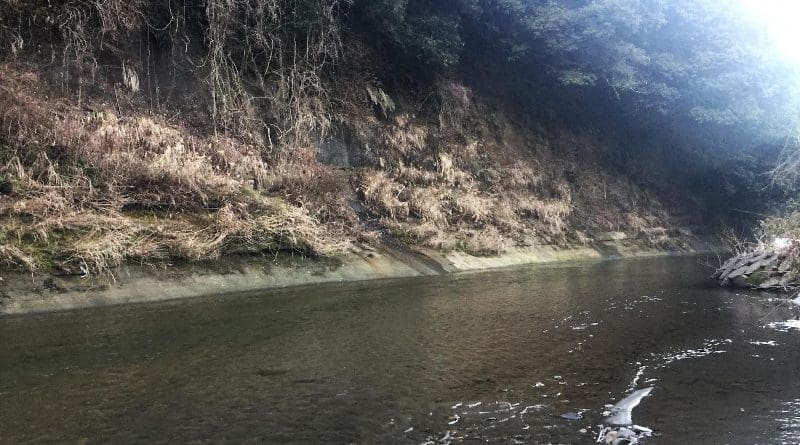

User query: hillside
[0,0,793,277]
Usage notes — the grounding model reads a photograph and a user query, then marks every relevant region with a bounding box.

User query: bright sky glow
[737,0,800,66]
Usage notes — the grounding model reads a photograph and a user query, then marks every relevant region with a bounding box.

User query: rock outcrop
[714,244,799,290]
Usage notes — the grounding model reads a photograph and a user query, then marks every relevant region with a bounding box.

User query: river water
[2,256,800,444]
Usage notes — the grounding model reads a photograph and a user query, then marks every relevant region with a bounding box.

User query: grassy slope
[0,60,695,277]
[0,3,706,277]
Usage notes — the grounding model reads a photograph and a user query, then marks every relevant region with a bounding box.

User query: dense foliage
[2,0,796,149]
[354,0,800,148]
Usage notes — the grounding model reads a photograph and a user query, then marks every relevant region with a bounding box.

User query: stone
[721,256,738,270]
[739,251,772,267]
[727,266,749,280]
[559,411,583,420]
[758,277,783,290]
[718,257,742,280]
[731,275,748,287]
[365,85,396,119]
[745,261,764,275]
[743,255,777,275]
[714,256,738,279]
[316,130,364,168]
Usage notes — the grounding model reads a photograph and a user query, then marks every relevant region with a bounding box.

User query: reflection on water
[2,256,800,443]
[775,399,800,444]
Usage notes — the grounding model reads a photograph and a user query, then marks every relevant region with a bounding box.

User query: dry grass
[355,100,585,255]
[505,161,542,190]
[0,0,686,270]
[360,170,409,220]
[0,65,348,276]
[769,133,800,188]
[517,197,572,234]
[450,191,493,223]
[397,164,439,186]
[407,187,446,223]
[761,211,800,240]
[0,0,357,276]
[461,226,508,256]
[437,81,473,133]
[270,160,357,231]
[351,84,684,254]
[0,245,37,271]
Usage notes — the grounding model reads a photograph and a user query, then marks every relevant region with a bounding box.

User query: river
[2,256,800,444]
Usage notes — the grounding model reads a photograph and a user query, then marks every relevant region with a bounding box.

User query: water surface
[2,256,800,443]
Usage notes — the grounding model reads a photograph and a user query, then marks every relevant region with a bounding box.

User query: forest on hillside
[0,0,798,275]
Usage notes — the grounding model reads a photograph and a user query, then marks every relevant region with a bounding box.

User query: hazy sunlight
[738,0,800,66]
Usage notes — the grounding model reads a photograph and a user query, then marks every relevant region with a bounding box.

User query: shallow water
[2,256,800,444]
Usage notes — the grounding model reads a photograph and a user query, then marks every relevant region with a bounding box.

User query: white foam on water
[627,364,647,392]
[655,339,731,367]
[768,319,800,332]
[520,404,546,414]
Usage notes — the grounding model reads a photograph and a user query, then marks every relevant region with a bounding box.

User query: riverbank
[0,235,719,316]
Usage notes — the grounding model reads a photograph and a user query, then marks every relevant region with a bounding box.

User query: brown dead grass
[0,65,349,275]
[0,245,37,271]
[407,187,446,223]
[352,84,679,254]
[0,26,681,273]
[461,226,508,256]
[360,170,409,220]
[358,109,577,254]
[450,191,493,223]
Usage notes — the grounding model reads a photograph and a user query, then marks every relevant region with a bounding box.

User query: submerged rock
[559,411,583,420]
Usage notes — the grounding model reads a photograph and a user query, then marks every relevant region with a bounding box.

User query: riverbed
[2,256,799,443]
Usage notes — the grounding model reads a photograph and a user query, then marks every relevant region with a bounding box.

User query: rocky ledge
[714,242,799,290]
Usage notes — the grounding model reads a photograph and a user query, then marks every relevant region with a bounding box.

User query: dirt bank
[0,235,718,316]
